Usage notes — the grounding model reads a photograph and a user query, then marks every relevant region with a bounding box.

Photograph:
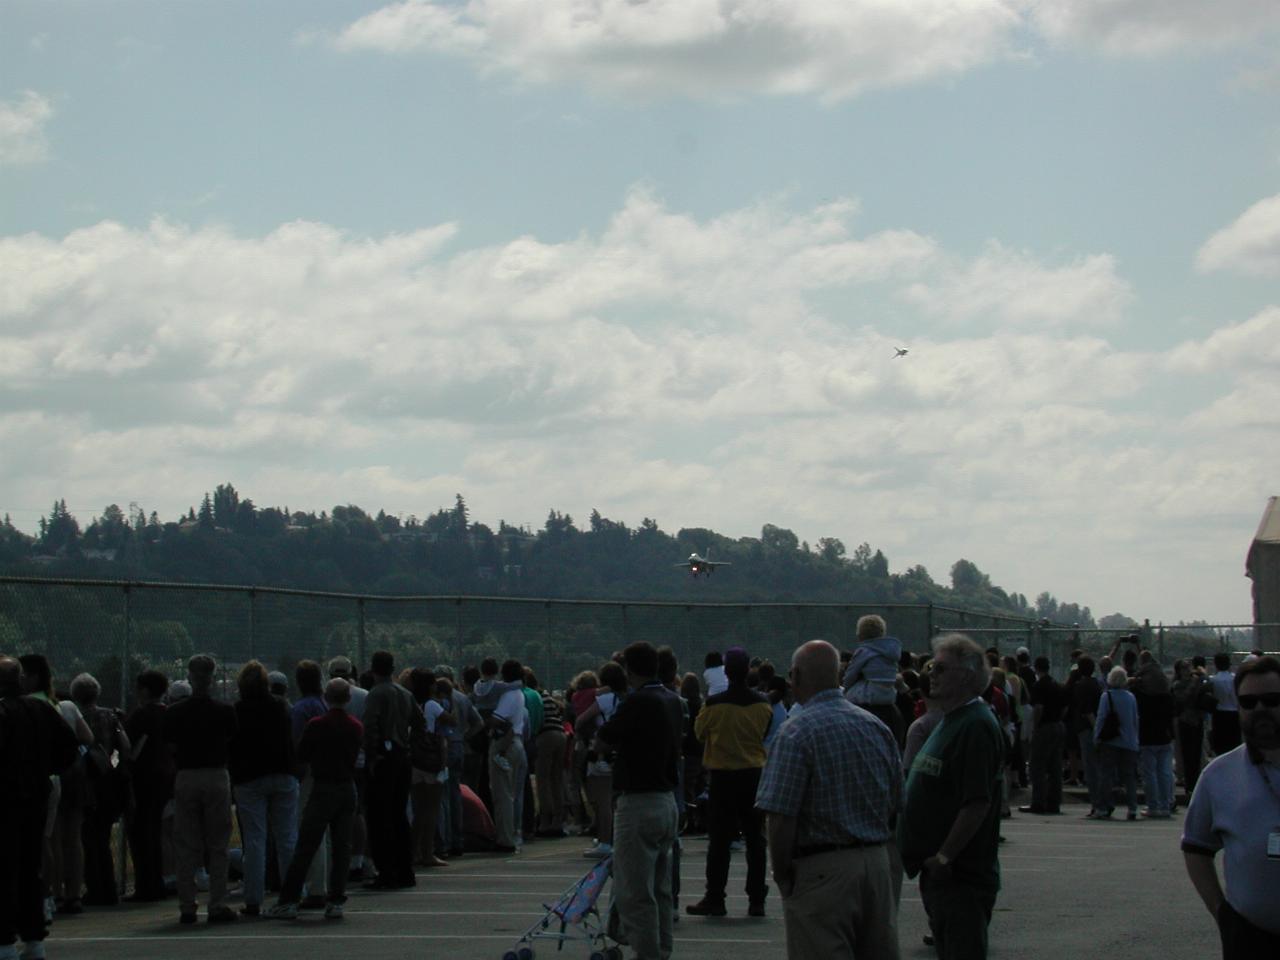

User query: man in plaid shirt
[755,639,903,960]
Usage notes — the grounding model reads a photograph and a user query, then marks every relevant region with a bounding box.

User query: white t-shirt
[424,698,445,733]
[704,666,729,697]
[495,688,527,737]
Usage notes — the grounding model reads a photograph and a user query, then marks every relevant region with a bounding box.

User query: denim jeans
[1078,730,1106,813]
[1138,743,1174,815]
[1098,745,1139,815]
[443,741,465,853]
[610,792,678,960]
[233,773,299,908]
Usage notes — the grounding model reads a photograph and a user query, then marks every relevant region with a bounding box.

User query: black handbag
[1098,692,1121,742]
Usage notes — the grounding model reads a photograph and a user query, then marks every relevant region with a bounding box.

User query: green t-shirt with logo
[898,700,1004,891]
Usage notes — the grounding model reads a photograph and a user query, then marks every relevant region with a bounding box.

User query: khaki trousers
[782,845,899,960]
[173,768,232,913]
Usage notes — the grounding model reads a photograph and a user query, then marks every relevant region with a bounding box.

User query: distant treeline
[1,483,1105,625]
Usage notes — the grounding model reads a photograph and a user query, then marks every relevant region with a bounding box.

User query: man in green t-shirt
[899,634,1004,959]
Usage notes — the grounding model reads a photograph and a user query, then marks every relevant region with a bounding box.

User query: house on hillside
[1247,496,1280,650]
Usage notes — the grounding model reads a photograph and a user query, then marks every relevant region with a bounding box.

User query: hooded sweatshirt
[843,635,902,706]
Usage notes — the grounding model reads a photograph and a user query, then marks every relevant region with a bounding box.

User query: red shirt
[299,708,363,783]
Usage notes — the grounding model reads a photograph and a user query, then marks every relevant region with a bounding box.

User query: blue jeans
[1139,744,1174,815]
[1098,745,1138,815]
[233,774,298,908]
[1079,730,1106,813]
[442,741,465,853]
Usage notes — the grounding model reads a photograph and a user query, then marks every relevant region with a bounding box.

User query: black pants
[920,870,996,960]
[0,791,50,947]
[1029,721,1065,812]
[366,751,414,886]
[1218,900,1280,959]
[281,780,356,905]
[704,768,766,906]
[128,793,167,898]
[82,806,119,904]
[1211,712,1240,757]
[1177,722,1204,798]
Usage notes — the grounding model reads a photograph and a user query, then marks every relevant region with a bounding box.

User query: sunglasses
[1239,692,1280,710]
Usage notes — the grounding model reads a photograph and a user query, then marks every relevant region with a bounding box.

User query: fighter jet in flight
[893,347,909,358]
[676,552,730,578]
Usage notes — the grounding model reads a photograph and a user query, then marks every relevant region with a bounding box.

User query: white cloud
[324,1,1280,100]
[1196,194,1280,277]
[1031,0,1280,56]
[0,193,1273,621]
[0,90,53,165]
[903,242,1131,328]
[1164,307,1280,374]
[330,0,1027,101]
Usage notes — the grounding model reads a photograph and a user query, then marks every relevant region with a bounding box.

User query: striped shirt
[755,688,902,846]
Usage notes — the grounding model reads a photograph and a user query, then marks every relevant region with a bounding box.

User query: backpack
[410,723,445,773]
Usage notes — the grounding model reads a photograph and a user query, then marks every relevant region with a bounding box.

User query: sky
[3,1,1280,624]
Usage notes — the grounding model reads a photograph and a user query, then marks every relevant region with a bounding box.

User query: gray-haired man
[899,634,1004,960]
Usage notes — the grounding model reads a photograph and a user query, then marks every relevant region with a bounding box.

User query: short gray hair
[70,672,101,706]
[1107,666,1128,688]
[932,633,990,693]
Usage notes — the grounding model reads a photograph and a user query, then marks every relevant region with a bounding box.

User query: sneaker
[324,902,344,921]
[583,842,612,859]
[207,905,238,924]
[748,902,766,918]
[179,911,198,925]
[263,903,299,920]
[685,899,727,917]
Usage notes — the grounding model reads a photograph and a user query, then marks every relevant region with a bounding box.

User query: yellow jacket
[694,685,773,770]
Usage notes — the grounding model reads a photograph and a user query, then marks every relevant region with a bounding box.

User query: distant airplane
[893,347,909,358]
[676,552,730,577]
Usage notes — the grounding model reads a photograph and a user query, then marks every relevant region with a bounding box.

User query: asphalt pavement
[45,802,1219,960]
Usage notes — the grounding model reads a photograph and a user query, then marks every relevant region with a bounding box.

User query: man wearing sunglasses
[1182,655,1280,957]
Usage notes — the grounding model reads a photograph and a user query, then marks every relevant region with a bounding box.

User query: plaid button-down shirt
[755,688,902,846]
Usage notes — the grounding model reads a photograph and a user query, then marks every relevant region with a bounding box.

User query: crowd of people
[2,617,1278,960]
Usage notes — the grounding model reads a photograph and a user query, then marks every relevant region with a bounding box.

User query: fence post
[455,598,464,668]
[248,588,256,663]
[621,604,629,647]
[357,597,366,669]
[926,603,934,644]
[1157,622,1165,664]
[121,583,131,710]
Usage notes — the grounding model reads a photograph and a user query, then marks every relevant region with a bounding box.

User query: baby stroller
[502,855,622,960]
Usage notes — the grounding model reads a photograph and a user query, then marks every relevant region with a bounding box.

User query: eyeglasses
[1239,692,1280,710]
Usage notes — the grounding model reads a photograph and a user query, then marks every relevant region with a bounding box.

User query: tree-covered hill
[0,483,1100,626]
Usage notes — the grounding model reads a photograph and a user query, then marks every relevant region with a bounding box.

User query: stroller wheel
[517,949,535,960]
[605,948,623,960]
[503,952,518,960]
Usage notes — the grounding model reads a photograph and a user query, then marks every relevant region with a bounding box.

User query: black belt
[794,840,883,859]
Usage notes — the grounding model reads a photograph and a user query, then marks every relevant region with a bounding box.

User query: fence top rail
[0,575,943,612]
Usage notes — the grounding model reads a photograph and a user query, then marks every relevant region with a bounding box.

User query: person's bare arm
[1183,850,1224,919]
[573,701,601,737]
[767,813,799,898]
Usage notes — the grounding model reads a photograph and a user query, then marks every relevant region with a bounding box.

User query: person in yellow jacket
[687,646,774,918]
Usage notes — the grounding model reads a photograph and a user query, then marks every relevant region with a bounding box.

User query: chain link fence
[1,576,1044,707]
